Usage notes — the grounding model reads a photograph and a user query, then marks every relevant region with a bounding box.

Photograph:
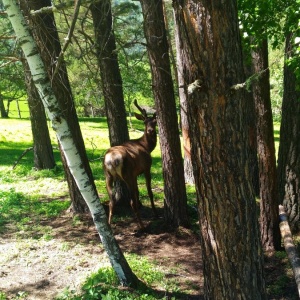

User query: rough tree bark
[0,94,8,118]
[251,38,281,251]
[277,32,300,232]
[90,0,130,207]
[90,0,129,146]
[4,0,138,287]
[140,0,189,228]
[22,59,55,170]
[173,1,266,298]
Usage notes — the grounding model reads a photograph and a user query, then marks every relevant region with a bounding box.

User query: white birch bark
[3,0,137,287]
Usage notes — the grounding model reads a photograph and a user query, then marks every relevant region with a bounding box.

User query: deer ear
[134,112,145,121]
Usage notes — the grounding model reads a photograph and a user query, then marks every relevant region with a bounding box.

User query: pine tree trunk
[244,58,260,197]
[23,59,55,170]
[251,39,281,251]
[277,32,300,232]
[90,0,130,207]
[0,94,8,118]
[173,1,266,298]
[140,0,189,227]
[4,0,138,287]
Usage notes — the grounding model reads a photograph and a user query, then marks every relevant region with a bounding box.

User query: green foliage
[113,1,154,110]
[0,291,28,300]
[267,275,291,296]
[50,1,154,116]
[0,4,27,117]
[238,0,286,47]
[238,0,300,121]
[269,47,284,121]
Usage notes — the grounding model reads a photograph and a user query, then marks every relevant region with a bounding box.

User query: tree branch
[12,147,33,169]
[52,0,82,80]
[188,79,202,95]
[30,0,93,15]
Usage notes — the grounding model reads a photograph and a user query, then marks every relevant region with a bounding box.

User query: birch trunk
[3,0,138,287]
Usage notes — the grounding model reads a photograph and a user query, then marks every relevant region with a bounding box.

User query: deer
[103,100,158,230]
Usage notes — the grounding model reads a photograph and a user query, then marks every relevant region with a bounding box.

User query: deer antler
[134,99,147,118]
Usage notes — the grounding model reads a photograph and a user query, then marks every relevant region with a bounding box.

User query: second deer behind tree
[103,100,158,229]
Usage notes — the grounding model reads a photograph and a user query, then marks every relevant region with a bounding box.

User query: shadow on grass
[0,141,63,169]
[0,141,34,166]
[273,128,280,143]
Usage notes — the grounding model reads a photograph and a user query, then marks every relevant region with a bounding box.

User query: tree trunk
[173,1,266,299]
[174,14,194,184]
[277,32,300,232]
[22,58,56,170]
[90,0,129,146]
[90,0,130,206]
[21,0,91,213]
[251,38,281,251]
[4,0,138,287]
[0,93,8,118]
[140,0,189,228]
[16,99,21,118]
[243,57,260,197]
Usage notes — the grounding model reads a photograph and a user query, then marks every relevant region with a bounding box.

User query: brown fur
[103,112,158,229]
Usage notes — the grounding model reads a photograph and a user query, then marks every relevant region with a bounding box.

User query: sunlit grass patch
[0,189,69,232]
[55,254,175,300]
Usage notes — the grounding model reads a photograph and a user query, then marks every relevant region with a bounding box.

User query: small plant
[14,291,29,299]
[55,287,76,300]
[60,242,71,252]
[72,215,83,226]
[275,251,287,260]
[267,274,291,296]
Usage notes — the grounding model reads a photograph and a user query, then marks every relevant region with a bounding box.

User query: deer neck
[140,133,157,153]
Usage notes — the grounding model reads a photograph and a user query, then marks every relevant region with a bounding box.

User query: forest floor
[0,202,298,300]
[0,203,203,300]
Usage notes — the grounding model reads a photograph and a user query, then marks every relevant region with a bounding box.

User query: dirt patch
[1,203,298,300]
[0,206,203,300]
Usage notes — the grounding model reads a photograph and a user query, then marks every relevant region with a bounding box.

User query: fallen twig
[12,147,33,169]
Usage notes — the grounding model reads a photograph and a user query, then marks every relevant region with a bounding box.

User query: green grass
[0,117,291,300]
[273,122,280,158]
[0,116,163,201]
[56,254,179,300]
[0,188,69,239]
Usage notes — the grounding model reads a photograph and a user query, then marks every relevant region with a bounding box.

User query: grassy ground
[0,117,298,300]
[0,117,200,300]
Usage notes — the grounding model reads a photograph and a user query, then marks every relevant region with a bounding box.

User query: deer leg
[144,170,158,218]
[105,173,115,224]
[126,178,144,229]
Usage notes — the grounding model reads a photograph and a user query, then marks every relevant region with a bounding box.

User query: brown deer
[103,100,158,229]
